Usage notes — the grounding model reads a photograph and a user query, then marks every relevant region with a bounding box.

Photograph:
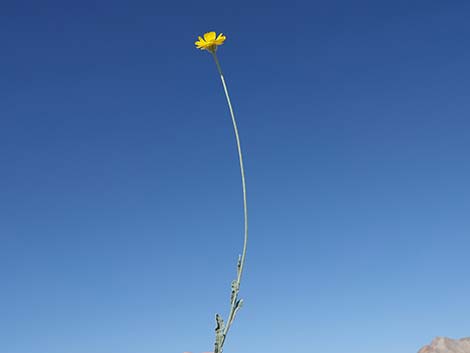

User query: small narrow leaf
[228,298,244,326]
[230,280,239,304]
[237,254,242,275]
[214,314,225,353]
[215,313,225,332]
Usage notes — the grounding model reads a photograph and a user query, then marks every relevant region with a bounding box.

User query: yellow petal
[216,33,226,41]
[196,41,209,49]
[198,36,205,43]
[204,31,216,41]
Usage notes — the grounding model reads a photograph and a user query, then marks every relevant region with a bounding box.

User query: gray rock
[418,337,470,353]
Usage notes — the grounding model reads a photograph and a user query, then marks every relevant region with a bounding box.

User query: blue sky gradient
[1,1,469,353]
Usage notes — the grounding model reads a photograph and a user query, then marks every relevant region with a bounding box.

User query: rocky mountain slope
[418,337,470,353]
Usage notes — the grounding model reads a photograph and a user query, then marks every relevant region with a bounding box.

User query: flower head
[195,31,226,52]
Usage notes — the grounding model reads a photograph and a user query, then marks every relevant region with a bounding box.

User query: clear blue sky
[1,1,469,353]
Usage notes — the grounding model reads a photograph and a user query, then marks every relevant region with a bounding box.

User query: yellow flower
[195,31,226,52]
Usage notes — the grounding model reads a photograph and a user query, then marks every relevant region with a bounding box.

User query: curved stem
[212,51,248,342]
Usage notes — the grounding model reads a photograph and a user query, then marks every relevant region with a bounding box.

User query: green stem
[212,51,248,347]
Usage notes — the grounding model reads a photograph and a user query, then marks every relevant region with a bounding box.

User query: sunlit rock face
[418,337,470,353]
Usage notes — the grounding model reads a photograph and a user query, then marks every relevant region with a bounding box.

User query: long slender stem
[212,51,248,342]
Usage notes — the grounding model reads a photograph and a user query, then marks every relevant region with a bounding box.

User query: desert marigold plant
[194,31,248,353]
